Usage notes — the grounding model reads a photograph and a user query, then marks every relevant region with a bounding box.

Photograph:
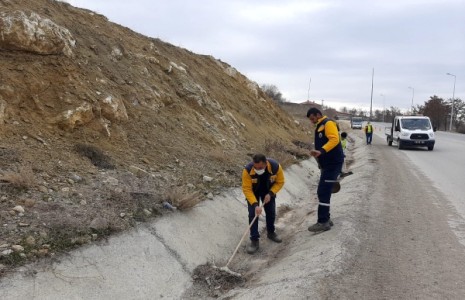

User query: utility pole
[321,99,324,108]
[370,68,374,120]
[446,73,456,131]
[408,86,414,113]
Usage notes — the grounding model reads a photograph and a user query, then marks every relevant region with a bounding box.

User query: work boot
[267,232,282,243]
[329,219,334,227]
[308,221,331,232]
[246,240,259,254]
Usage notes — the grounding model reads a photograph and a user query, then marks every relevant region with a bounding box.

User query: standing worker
[340,132,352,176]
[306,108,344,232]
[242,154,285,254]
[364,121,373,145]
[341,132,348,154]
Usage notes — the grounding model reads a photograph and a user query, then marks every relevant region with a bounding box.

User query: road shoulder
[319,132,465,299]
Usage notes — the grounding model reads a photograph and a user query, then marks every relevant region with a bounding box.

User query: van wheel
[397,139,403,150]
[428,145,434,151]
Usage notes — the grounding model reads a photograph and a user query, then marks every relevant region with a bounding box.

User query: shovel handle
[225,202,265,268]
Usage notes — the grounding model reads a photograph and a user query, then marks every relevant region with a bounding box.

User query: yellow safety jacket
[341,139,347,150]
[314,116,344,168]
[242,158,285,206]
[365,124,373,133]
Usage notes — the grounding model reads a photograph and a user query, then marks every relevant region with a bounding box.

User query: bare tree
[349,108,358,116]
[452,98,465,132]
[261,84,287,104]
[374,109,383,121]
[419,96,448,130]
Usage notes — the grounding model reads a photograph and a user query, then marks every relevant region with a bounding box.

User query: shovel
[325,171,353,194]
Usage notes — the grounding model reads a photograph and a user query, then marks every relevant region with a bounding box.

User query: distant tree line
[261,83,465,133]
[339,106,403,124]
[417,96,464,132]
[341,96,465,133]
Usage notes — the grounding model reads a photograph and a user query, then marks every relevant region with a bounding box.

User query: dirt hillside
[0,0,310,273]
[281,101,341,124]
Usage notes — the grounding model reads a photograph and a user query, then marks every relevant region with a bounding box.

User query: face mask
[254,168,265,175]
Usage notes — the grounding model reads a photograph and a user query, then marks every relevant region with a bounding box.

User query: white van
[351,117,363,129]
[385,116,435,151]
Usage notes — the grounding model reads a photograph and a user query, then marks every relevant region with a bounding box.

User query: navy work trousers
[317,163,343,223]
[366,133,373,144]
[247,197,276,241]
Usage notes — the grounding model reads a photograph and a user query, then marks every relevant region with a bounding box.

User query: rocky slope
[0,0,310,273]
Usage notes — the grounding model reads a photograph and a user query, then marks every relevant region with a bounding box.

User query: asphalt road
[373,123,465,247]
[320,126,465,299]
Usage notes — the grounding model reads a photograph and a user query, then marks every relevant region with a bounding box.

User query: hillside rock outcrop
[0,0,310,276]
[54,102,94,129]
[0,10,75,56]
[99,95,128,122]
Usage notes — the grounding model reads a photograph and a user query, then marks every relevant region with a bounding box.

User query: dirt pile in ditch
[0,0,310,275]
[187,264,246,298]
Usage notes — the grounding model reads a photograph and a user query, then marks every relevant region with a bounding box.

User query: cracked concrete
[1,226,191,299]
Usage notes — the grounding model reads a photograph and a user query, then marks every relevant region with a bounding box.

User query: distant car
[385,116,435,151]
[351,117,363,129]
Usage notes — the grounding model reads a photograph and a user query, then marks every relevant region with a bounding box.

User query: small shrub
[457,124,465,134]
[286,148,310,160]
[74,144,115,169]
[0,166,37,190]
[209,147,231,164]
[0,148,20,168]
[263,139,295,168]
[292,140,312,150]
[0,252,25,267]
[165,187,202,211]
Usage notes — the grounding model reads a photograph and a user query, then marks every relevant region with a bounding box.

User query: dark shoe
[267,232,282,243]
[308,222,331,232]
[329,219,334,227]
[246,240,259,254]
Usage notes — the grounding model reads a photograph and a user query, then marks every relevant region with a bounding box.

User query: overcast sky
[65,0,464,112]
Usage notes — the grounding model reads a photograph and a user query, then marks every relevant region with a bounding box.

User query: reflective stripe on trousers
[317,163,342,223]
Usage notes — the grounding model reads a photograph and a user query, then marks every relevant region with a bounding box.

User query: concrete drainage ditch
[0,135,372,299]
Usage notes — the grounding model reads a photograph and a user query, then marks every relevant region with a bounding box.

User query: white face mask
[254,168,265,175]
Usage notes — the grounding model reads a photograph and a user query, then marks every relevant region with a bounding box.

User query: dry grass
[74,144,115,169]
[263,139,295,168]
[0,147,20,168]
[191,263,245,297]
[286,147,310,160]
[0,166,37,190]
[292,140,313,150]
[209,147,231,164]
[165,187,202,211]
